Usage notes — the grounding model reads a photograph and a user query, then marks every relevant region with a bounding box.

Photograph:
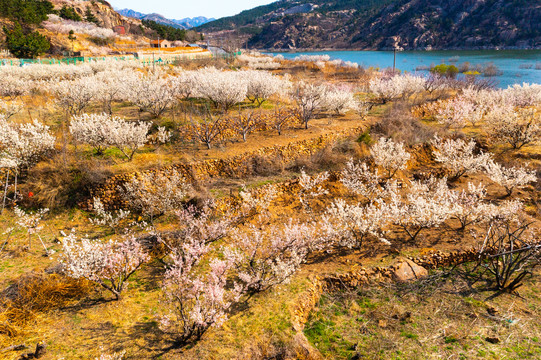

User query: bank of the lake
[267,50,541,88]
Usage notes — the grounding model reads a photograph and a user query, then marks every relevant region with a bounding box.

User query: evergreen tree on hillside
[59,5,82,21]
[85,7,100,25]
[0,0,54,25]
[142,19,187,41]
[3,22,50,58]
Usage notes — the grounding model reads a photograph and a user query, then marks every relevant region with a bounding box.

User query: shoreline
[258,47,541,53]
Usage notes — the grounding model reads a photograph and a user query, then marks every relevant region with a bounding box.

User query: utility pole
[393,47,396,74]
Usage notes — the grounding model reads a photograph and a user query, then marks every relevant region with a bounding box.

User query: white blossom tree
[486,106,541,150]
[326,199,390,249]
[369,74,426,103]
[125,70,175,118]
[292,82,328,129]
[370,137,411,179]
[321,86,357,115]
[243,70,290,107]
[89,197,131,234]
[60,234,149,300]
[0,116,56,205]
[70,113,151,160]
[298,170,329,213]
[432,136,492,181]
[387,177,458,241]
[484,160,537,196]
[14,206,49,252]
[52,76,101,116]
[225,221,314,294]
[193,68,248,111]
[340,160,385,200]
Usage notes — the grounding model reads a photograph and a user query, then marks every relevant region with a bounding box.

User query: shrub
[372,102,436,145]
[477,219,540,292]
[430,64,459,79]
[119,169,190,221]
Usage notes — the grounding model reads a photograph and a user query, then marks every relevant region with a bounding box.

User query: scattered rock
[18,342,46,360]
[392,259,428,282]
[487,306,498,316]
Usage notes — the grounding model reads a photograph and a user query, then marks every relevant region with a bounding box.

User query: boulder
[392,259,428,282]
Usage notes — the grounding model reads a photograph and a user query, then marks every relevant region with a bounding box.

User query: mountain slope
[198,0,541,50]
[117,8,214,29]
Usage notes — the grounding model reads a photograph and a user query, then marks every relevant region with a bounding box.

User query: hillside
[117,8,214,29]
[198,0,541,50]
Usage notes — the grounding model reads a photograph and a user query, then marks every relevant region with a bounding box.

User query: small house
[150,40,172,49]
[113,26,126,35]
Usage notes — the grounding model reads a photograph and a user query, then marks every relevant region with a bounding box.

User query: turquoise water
[269,50,541,88]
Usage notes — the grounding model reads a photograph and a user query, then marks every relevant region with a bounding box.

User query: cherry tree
[106,117,151,161]
[486,106,541,150]
[125,70,175,118]
[269,104,294,135]
[94,70,126,115]
[326,199,390,249]
[237,183,278,220]
[0,75,31,99]
[0,99,23,120]
[243,70,290,107]
[53,76,100,115]
[450,183,491,230]
[163,202,233,252]
[369,74,426,103]
[0,117,56,169]
[502,83,541,107]
[70,113,111,154]
[298,170,329,213]
[225,221,314,294]
[387,177,458,241]
[194,68,248,111]
[186,111,224,149]
[370,137,411,179]
[160,240,242,344]
[238,54,281,70]
[0,116,55,204]
[146,126,173,146]
[228,109,264,142]
[431,136,492,181]
[14,206,49,252]
[119,169,190,221]
[484,160,537,196]
[292,82,328,129]
[322,86,357,115]
[340,160,384,200]
[60,234,149,300]
[171,70,199,100]
[435,96,477,129]
[89,197,131,234]
[70,113,151,160]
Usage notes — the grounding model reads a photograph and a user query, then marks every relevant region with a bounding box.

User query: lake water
[269,50,541,88]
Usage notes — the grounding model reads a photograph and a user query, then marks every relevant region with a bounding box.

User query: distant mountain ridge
[116,8,214,29]
[197,0,541,50]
